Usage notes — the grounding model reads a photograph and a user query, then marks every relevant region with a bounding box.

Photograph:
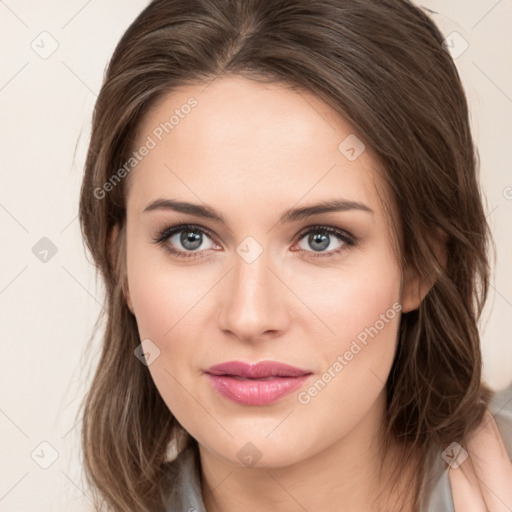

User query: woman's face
[122,76,419,467]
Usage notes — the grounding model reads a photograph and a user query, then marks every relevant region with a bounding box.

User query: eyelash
[152,223,358,261]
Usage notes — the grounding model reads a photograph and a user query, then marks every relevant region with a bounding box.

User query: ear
[400,228,448,313]
[109,224,134,314]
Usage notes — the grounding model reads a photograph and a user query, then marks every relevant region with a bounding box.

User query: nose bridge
[219,243,288,340]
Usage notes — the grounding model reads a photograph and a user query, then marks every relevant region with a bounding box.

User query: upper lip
[206,360,312,378]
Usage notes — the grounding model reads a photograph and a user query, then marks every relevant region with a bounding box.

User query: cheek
[292,277,401,447]
[127,258,208,430]
[126,235,211,340]
[126,245,217,412]
[291,246,402,401]
[290,244,402,349]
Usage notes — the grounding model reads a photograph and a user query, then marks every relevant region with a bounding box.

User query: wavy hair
[77,0,494,510]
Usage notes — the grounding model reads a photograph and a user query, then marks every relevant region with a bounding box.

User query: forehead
[126,75,387,220]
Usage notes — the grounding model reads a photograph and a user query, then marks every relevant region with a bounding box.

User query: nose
[217,249,290,343]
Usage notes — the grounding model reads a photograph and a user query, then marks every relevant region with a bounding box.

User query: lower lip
[206,374,311,406]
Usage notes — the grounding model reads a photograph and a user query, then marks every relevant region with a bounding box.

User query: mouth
[204,360,313,406]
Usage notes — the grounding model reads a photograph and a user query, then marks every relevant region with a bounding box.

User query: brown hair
[77,0,495,510]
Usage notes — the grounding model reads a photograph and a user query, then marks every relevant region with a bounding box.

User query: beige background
[0,1,511,510]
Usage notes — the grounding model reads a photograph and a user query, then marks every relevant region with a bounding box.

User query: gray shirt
[164,383,512,512]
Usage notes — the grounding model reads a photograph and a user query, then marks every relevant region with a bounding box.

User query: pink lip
[206,360,311,378]
[205,360,313,406]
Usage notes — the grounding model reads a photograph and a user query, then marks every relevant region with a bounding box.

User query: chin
[205,432,314,470]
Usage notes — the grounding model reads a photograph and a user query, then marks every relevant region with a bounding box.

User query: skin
[119,75,434,512]
[449,408,512,512]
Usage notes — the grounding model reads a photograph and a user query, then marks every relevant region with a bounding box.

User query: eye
[152,223,358,260]
[293,225,357,258]
[152,224,218,260]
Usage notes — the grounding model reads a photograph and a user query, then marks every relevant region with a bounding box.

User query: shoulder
[422,383,512,512]
[489,382,512,457]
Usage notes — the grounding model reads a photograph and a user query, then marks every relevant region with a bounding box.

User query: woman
[77,0,512,511]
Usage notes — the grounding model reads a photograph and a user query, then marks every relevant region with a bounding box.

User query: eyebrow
[142,198,374,223]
